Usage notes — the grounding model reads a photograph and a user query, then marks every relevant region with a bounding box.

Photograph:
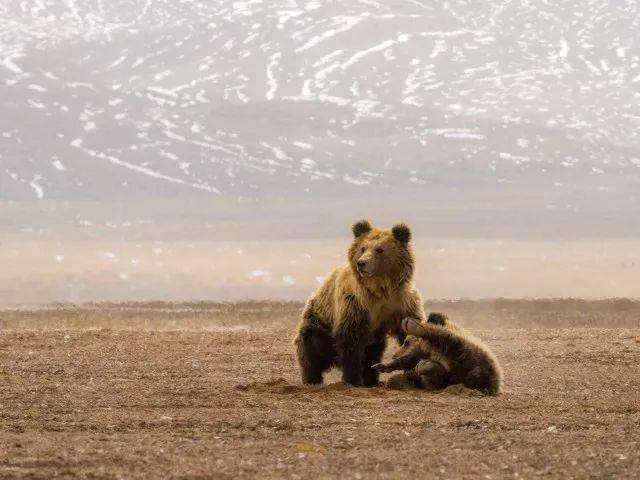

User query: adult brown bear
[294,220,425,387]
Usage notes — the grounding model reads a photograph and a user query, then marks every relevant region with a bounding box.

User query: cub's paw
[372,362,393,373]
[401,317,428,336]
[400,317,412,332]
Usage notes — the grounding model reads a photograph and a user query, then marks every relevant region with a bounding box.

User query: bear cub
[373,313,503,395]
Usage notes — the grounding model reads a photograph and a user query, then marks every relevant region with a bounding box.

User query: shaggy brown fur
[373,313,503,395]
[294,220,425,387]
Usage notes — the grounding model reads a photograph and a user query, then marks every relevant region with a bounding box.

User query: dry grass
[2,298,639,330]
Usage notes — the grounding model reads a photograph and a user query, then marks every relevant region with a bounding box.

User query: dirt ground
[1,300,639,479]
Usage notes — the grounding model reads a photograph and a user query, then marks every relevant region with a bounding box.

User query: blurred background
[1,0,639,305]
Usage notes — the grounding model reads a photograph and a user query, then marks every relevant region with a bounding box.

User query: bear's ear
[392,223,411,244]
[352,219,372,238]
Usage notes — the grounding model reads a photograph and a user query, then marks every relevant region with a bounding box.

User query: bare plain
[1,300,639,479]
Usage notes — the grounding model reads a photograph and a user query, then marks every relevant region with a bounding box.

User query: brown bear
[373,314,503,395]
[294,220,425,387]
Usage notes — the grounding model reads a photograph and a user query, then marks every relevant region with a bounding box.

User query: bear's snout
[356,253,375,276]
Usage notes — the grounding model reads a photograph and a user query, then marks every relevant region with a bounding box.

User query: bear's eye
[361,247,365,253]
[375,247,383,254]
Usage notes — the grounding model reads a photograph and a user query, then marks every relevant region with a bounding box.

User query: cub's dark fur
[374,313,503,395]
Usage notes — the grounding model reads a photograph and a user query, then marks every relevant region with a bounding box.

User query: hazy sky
[1,0,639,303]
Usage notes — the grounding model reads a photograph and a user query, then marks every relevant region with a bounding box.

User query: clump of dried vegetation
[1,298,638,330]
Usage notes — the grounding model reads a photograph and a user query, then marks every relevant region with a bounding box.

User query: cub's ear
[392,223,411,244]
[352,219,372,238]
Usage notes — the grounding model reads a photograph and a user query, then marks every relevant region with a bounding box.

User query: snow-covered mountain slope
[1,0,639,202]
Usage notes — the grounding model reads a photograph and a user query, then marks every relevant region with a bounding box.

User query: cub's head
[348,219,414,284]
[392,335,423,360]
[393,317,430,359]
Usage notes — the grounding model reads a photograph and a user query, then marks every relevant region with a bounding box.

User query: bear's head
[348,220,415,290]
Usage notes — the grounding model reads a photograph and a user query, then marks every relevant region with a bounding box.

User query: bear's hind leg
[362,339,386,387]
[385,371,423,390]
[295,320,336,385]
[415,359,449,391]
